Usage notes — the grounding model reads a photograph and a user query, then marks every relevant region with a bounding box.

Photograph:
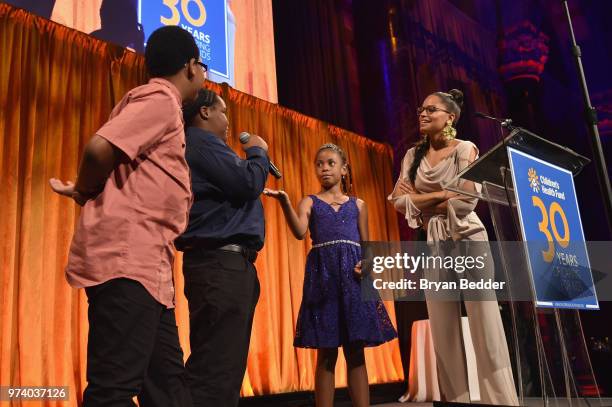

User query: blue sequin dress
[293,195,398,348]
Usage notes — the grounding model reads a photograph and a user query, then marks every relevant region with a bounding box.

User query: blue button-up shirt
[175,127,270,251]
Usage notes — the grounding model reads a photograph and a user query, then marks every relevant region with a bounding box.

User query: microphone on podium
[474,112,514,129]
[474,111,516,147]
[239,132,282,179]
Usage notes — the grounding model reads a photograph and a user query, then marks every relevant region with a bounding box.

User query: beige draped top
[388,139,488,242]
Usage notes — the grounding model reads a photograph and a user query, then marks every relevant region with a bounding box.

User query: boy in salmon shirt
[49,26,206,406]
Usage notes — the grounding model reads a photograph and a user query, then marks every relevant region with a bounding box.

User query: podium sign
[508,147,598,309]
[139,0,230,79]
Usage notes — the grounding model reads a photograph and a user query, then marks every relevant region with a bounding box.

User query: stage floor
[238,382,611,407]
[374,398,612,407]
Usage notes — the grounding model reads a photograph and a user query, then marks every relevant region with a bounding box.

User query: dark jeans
[183,249,260,407]
[83,278,191,407]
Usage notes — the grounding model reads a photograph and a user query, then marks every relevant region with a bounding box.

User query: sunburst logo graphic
[528,168,540,193]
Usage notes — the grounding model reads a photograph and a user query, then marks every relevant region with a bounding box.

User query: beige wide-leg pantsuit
[389,140,519,405]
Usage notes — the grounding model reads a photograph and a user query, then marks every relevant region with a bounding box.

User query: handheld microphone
[239,132,282,179]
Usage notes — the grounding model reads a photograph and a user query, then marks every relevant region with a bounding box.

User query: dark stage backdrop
[273,0,612,241]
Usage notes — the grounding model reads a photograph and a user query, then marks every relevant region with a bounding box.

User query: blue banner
[508,147,598,309]
[139,0,229,78]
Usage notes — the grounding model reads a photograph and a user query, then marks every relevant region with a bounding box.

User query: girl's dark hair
[182,89,220,126]
[145,26,199,77]
[316,143,353,194]
[408,89,464,185]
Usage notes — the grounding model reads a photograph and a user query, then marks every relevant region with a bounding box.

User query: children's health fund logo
[509,147,598,309]
[528,168,540,192]
[139,0,229,78]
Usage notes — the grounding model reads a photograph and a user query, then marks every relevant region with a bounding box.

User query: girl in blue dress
[264,143,397,407]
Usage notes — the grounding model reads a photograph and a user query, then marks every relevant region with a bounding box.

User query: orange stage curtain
[0,4,403,406]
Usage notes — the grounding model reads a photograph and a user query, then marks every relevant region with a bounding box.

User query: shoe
[398,393,411,403]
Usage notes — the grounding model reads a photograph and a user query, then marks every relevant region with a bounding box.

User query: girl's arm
[356,198,369,241]
[354,199,369,277]
[263,189,312,240]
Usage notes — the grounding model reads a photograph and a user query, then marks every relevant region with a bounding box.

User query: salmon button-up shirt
[65,78,192,308]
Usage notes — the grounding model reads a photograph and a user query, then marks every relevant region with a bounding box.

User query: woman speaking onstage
[388,89,519,404]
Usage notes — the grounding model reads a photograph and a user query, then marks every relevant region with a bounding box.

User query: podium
[443,127,603,406]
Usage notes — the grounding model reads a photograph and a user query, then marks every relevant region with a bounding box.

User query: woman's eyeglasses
[416,106,450,116]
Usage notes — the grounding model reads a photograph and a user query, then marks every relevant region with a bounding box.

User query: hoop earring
[442,120,456,139]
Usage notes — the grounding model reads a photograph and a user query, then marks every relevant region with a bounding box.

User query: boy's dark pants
[83,278,191,407]
[182,249,260,407]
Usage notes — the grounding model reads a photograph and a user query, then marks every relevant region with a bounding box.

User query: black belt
[217,244,258,263]
[184,243,258,263]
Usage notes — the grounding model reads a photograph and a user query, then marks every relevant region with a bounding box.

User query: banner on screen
[139,0,229,80]
[508,147,598,310]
